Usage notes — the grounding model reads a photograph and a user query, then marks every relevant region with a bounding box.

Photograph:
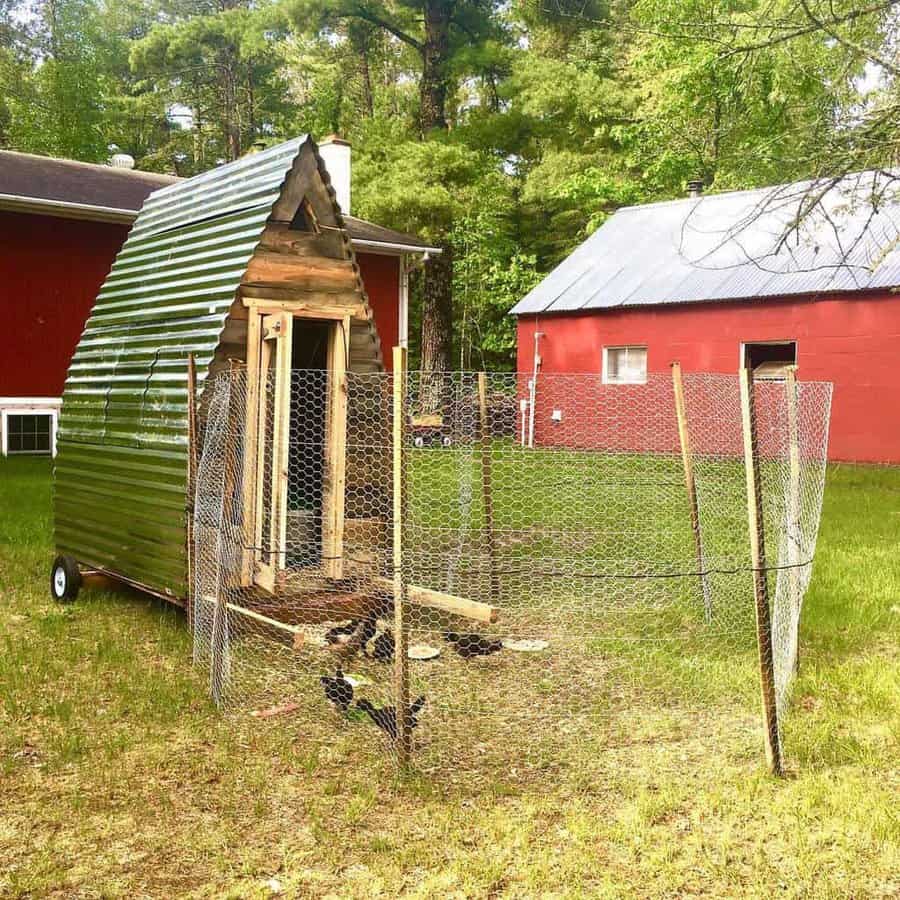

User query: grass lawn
[1,457,898,898]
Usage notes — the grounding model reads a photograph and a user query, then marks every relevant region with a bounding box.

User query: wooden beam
[268,312,292,573]
[671,361,712,622]
[392,346,411,763]
[372,577,499,625]
[240,285,363,306]
[257,224,348,259]
[739,366,783,776]
[477,372,500,603]
[322,317,348,579]
[241,296,367,321]
[200,594,302,636]
[242,251,358,292]
[252,331,273,589]
[241,311,262,586]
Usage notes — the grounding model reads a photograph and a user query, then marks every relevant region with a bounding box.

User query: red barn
[0,139,436,456]
[512,175,900,464]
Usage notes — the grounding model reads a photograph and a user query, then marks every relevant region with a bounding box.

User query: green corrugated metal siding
[55,138,307,598]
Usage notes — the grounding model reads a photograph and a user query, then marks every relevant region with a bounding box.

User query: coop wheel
[442,436,452,447]
[50,555,81,602]
[413,435,425,448]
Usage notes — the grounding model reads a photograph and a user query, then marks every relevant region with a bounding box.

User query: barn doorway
[742,340,797,380]
[242,308,349,592]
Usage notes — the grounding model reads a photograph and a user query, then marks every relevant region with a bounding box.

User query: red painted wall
[357,252,400,370]
[517,292,900,463]
[0,211,129,397]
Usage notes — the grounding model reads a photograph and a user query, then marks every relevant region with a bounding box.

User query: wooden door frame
[241,301,350,589]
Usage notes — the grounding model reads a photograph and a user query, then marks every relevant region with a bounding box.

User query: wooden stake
[477,372,500,603]
[322,317,348,579]
[671,362,712,621]
[392,346,411,763]
[785,365,802,674]
[185,353,197,625]
[266,312,292,573]
[241,309,262,586]
[739,366,783,776]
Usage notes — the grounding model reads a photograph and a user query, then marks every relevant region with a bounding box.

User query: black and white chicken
[356,695,426,739]
[320,669,354,712]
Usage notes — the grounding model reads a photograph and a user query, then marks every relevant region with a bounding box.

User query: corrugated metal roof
[511,172,900,315]
[54,135,377,598]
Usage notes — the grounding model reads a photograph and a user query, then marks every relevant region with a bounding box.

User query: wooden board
[322,318,349,579]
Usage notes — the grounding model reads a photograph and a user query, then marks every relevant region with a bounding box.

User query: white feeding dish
[502,638,549,652]
[408,644,441,661]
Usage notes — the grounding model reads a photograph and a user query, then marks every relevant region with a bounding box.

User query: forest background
[1,0,897,370]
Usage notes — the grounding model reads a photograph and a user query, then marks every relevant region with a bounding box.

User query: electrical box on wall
[551,409,563,422]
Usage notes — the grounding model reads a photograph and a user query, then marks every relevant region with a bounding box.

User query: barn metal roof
[511,172,900,315]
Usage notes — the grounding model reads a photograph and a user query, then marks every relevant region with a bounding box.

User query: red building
[512,176,900,464]
[0,141,436,456]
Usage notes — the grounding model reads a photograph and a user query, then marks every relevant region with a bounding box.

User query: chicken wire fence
[193,366,831,773]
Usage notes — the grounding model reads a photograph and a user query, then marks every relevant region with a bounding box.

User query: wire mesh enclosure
[193,362,831,774]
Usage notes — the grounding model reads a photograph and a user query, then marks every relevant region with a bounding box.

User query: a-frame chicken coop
[50,136,398,606]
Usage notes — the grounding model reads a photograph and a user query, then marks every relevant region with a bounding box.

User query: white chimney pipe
[318,135,351,216]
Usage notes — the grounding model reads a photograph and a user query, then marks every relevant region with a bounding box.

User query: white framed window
[603,345,647,385]
[1,399,60,457]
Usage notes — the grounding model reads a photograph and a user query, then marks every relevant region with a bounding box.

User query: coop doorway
[242,307,349,592]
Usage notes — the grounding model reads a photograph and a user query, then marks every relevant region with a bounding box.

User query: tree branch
[798,0,900,76]
[717,0,900,58]
[330,5,422,53]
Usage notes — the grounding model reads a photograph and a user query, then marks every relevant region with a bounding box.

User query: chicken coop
[51,137,833,777]
[52,135,411,604]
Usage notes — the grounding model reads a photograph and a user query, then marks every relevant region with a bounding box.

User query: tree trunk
[418,0,453,381]
[220,53,241,161]
[420,244,453,386]
[348,22,375,117]
[420,0,450,132]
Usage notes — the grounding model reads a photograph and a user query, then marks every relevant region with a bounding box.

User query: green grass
[1,457,898,897]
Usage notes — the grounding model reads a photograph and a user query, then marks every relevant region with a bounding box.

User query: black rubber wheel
[50,555,81,602]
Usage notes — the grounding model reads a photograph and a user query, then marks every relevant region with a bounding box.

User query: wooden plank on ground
[371,576,498,624]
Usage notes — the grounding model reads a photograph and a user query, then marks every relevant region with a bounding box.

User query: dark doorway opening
[743,341,797,379]
[288,320,330,565]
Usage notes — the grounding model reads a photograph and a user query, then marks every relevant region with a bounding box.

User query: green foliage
[1,0,897,366]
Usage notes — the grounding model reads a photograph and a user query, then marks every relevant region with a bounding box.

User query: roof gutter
[0,193,137,224]
[351,238,443,256]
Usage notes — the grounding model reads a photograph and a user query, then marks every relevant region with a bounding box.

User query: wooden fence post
[392,346,412,764]
[671,362,712,621]
[477,372,500,603]
[785,365,802,674]
[739,366,783,776]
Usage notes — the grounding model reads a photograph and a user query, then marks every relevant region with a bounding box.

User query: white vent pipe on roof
[318,135,351,215]
[110,153,135,170]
